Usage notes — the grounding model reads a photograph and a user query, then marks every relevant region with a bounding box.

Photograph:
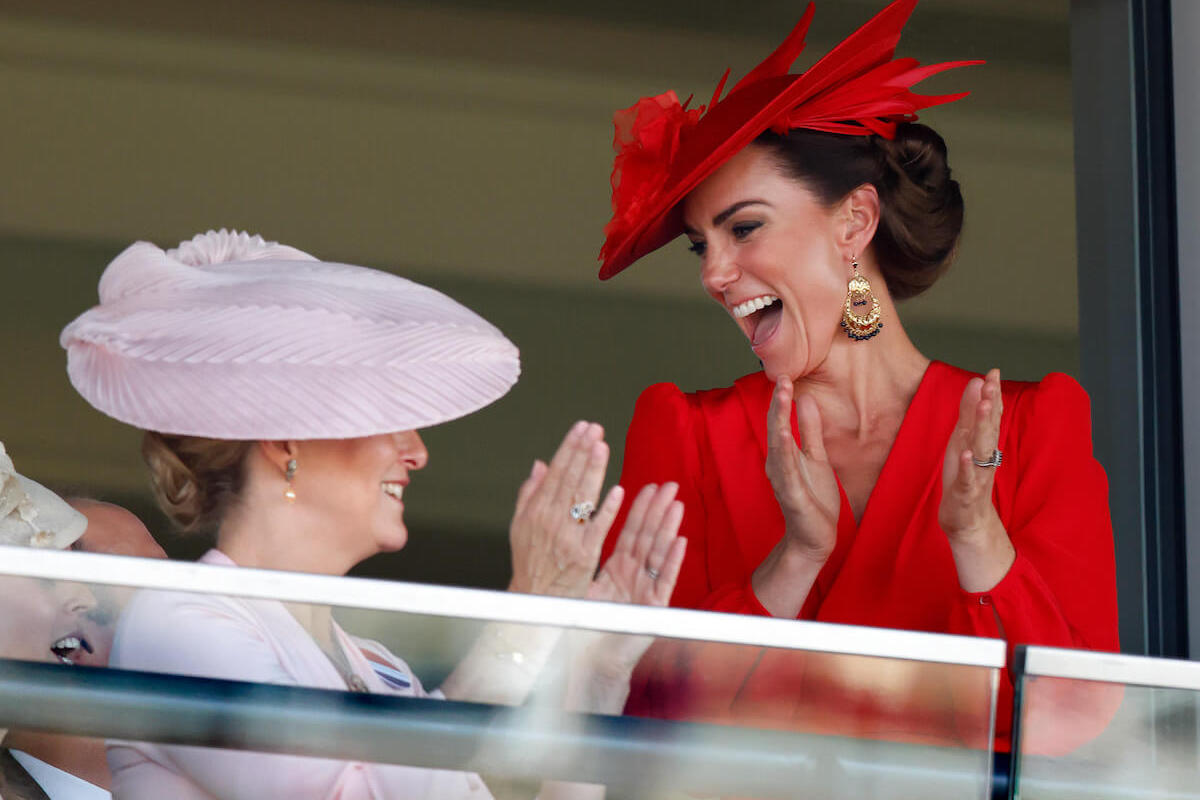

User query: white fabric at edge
[9,751,109,800]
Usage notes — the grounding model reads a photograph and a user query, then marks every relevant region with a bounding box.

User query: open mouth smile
[730,295,784,349]
[731,295,779,318]
[50,634,92,665]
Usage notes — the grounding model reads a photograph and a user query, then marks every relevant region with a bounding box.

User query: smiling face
[682,144,853,381]
[0,577,96,666]
[289,432,429,564]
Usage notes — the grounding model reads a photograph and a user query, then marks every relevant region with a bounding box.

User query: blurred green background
[0,0,1076,589]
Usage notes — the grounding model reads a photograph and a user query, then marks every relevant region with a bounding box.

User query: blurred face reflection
[0,577,95,665]
[68,499,165,667]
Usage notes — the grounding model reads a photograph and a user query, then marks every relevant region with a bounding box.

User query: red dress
[603,361,1120,749]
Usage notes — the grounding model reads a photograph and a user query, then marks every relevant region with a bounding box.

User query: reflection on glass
[627,638,996,748]
[1016,675,1198,799]
[0,576,98,668]
[0,568,999,799]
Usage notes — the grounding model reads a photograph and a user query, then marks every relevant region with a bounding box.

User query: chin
[375,528,409,553]
[760,334,832,382]
[760,354,808,383]
[760,360,787,381]
[752,324,802,381]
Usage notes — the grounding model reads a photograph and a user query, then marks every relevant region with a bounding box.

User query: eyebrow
[683,200,771,235]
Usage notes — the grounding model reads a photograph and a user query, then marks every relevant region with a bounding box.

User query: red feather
[730,3,816,94]
[598,0,984,277]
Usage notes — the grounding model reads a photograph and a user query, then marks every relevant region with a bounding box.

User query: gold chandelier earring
[840,257,883,341]
[284,458,298,502]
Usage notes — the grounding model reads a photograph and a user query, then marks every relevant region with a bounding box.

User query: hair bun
[872,123,964,299]
[754,124,964,300]
[877,124,952,194]
[142,432,250,532]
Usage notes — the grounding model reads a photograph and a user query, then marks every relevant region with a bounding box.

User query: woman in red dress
[596,0,1119,750]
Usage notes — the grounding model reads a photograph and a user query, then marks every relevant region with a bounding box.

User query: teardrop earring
[840,257,883,341]
[284,458,298,502]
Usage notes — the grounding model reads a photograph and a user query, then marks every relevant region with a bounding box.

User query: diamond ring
[569,501,595,525]
[646,566,660,580]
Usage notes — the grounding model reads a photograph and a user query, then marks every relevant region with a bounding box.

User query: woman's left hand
[588,483,686,608]
[939,368,1016,591]
[579,484,686,687]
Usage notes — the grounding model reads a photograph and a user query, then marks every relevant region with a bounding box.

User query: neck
[796,306,929,438]
[4,732,110,789]
[216,485,363,578]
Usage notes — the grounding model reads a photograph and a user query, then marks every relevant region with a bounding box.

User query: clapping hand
[508,421,623,599]
[580,483,687,687]
[765,377,839,564]
[939,369,1014,591]
[588,483,686,607]
[939,369,1004,543]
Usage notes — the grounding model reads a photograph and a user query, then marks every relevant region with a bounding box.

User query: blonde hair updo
[142,432,252,532]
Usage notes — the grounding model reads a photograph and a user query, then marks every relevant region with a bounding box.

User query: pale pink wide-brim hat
[61,230,521,440]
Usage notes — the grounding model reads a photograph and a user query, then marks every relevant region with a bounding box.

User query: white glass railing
[1013,646,1200,799]
[0,546,1005,799]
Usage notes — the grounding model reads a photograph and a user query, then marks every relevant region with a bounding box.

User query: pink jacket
[106,550,493,799]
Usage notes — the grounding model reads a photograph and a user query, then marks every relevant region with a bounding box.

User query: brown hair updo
[754,122,964,299]
[142,432,252,532]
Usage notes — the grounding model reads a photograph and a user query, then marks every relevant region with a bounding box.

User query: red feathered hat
[598,0,982,280]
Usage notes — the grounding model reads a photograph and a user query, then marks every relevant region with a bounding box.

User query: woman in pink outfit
[61,230,687,800]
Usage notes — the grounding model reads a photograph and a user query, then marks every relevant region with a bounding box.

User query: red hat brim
[598,75,803,281]
[597,0,980,281]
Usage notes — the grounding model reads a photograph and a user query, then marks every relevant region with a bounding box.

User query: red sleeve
[603,383,770,617]
[949,373,1121,752]
[949,373,1119,653]
[602,384,769,719]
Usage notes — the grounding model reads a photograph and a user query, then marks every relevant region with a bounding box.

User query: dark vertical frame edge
[1002,645,1028,800]
[1071,0,1185,657]
[1132,0,1186,658]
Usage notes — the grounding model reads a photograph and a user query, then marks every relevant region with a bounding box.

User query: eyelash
[732,221,762,240]
[688,221,762,257]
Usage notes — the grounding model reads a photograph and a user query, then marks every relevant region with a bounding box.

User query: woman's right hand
[751,378,840,618]
[765,377,839,561]
[507,421,623,599]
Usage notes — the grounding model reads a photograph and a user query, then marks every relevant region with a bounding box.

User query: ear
[256,440,297,474]
[836,183,881,259]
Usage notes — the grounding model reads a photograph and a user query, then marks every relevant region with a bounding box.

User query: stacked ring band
[973,449,1003,468]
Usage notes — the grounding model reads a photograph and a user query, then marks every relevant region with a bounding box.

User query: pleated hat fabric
[61,230,521,440]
